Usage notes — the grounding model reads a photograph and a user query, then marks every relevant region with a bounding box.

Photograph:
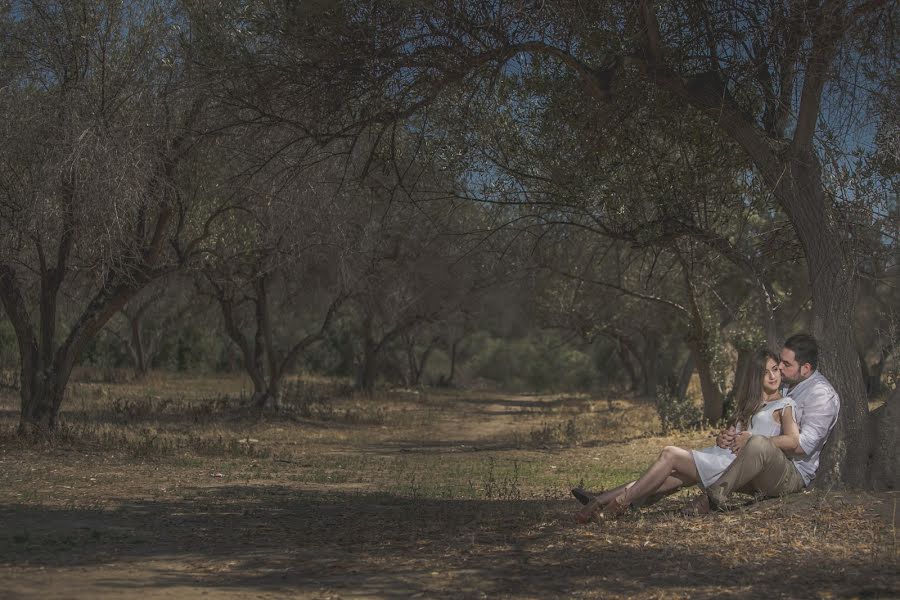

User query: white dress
[692,397,795,489]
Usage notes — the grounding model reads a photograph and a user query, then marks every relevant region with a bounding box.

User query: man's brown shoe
[680,493,710,516]
[707,486,728,511]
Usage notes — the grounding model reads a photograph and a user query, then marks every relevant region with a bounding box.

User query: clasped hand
[716,426,752,454]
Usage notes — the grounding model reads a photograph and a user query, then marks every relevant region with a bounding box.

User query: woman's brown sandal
[600,493,630,519]
[573,496,604,523]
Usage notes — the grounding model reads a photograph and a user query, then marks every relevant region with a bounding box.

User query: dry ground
[0,373,896,599]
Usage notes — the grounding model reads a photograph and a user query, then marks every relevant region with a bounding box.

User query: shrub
[655,385,702,434]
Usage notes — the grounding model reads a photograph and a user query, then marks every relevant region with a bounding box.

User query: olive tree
[0,0,220,431]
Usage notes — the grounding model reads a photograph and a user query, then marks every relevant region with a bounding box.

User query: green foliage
[74,320,240,375]
[655,385,702,434]
[466,331,597,392]
[158,324,240,373]
[79,331,131,370]
[300,315,358,377]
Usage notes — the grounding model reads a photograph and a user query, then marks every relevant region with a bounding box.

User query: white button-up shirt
[786,370,840,485]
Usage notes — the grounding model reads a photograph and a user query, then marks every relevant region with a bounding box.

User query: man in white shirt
[706,333,840,509]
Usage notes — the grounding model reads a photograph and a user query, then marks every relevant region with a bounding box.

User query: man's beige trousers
[707,435,805,499]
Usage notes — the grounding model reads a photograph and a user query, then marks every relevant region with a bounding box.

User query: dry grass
[0,374,896,599]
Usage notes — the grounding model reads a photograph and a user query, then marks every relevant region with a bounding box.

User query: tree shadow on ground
[1,486,895,598]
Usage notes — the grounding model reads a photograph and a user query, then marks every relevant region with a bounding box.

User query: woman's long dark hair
[731,349,780,429]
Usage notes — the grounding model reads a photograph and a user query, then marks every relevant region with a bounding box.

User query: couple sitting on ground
[573,333,840,522]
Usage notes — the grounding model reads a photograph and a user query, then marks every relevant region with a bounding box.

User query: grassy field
[0,373,896,599]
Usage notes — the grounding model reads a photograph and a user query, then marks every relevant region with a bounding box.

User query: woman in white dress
[574,349,800,523]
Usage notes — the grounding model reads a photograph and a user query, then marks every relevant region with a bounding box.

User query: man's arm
[795,386,839,458]
[758,389,839,458]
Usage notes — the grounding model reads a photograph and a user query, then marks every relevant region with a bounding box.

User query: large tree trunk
[762,152,875,488]
[15,283,155,432]
[18,352,71,433]
[252,380,282,410]
[217,291,282,410]
[246,368,270,408]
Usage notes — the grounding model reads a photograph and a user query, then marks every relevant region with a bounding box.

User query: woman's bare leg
[578,483,629,507]
[638,475,688,508]
[619,446,699,508]
[592,475,686,507]
[574,449,699,522]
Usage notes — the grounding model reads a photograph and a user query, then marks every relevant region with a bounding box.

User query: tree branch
[547,264,688,316]
[791,0,844,153]
[276,290,348,379]
[0,264,38,372]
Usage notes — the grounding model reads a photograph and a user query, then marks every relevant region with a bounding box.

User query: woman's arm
[733,405,802,455]
[767,405,803,456]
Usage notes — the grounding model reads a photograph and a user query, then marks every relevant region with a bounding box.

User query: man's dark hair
[784,333,819,371]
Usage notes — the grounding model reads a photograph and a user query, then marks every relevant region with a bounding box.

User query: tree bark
[617,343,641,394]
[676,353,695,402]
[677,250,724,421]
[441,335,463,387]
[867,389,898,490]
[860,345,891,399]
[358,311,378,395]
[603,329,643,395]
[217,294,268,407]
[641,332,660,399]
[685,338,724,422]
[355,308,424,394]
[405,335,438,387]
[723,346,752,422]
[128,315,149,377]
